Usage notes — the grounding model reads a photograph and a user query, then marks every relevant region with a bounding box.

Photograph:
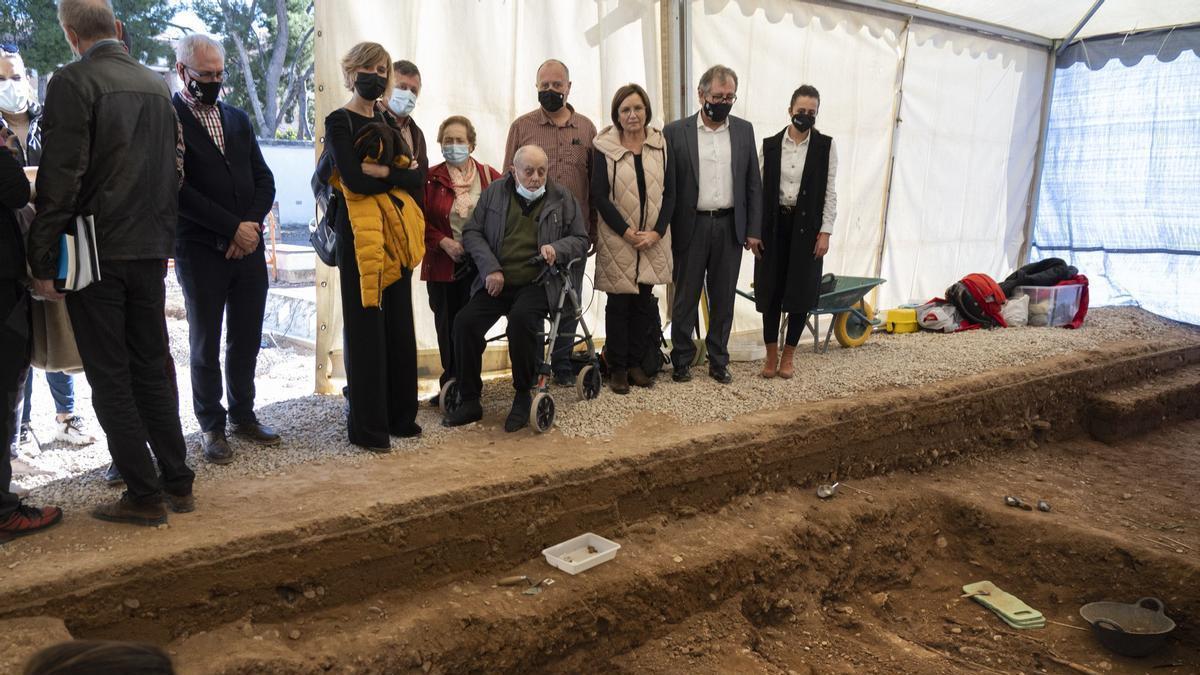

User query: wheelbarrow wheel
[577,364,602,401]
[530,392,556,434]
[438,378,460,414]
[834,300,875,348]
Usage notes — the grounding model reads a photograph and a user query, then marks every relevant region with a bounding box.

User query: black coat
[174,94,276,251]
[754,128,832,314]
[0,147,31,280]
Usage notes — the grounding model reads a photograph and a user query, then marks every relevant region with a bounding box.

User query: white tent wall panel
[313,0,664,368]
[690,0,905,333]
[878,23,1048,309]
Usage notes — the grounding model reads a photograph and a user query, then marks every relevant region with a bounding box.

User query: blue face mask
[515,181,546,202]
[441,144,470,165]
[388,88,417,117]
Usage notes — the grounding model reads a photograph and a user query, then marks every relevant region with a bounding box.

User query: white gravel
[13,301,1198,512]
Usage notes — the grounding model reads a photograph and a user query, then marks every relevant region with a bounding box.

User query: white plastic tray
[542,533,621,575]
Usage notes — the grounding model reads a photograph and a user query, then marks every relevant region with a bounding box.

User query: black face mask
[703,101,732,123]
[186,75,221,106]
[791,113,816,132]
[354,72,388,101]
[538,89,565,113]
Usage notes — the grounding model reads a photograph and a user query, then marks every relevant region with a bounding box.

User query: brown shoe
[91,494,167,527]
[230,420,281,446]
[761,343,779,378]
[610,369,630,395]
[0,504,63,543]
[778,345,797,379]
[628,366,655,388]
[166,492,195,514]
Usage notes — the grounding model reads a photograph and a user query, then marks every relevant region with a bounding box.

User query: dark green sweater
[499,193,544,287]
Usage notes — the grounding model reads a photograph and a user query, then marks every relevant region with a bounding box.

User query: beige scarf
[447,159,479,218]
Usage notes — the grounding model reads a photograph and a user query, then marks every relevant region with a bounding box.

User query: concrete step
[1086,363,1200,443]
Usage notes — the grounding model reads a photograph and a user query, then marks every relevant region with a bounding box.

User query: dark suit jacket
[174,93,276,251]
[662,113,762,255]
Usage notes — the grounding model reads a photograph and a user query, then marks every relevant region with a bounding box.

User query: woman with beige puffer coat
[591,83,676,394]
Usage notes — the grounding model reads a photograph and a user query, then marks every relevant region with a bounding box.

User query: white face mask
[515,181,546,202]
[0,80,29,114]
[387,88,417,117]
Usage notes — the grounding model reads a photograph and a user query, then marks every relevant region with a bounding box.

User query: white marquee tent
[310,0,1200,393]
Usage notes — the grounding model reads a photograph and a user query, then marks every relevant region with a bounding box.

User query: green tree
[191,0,314,139]
[1,0,181,78]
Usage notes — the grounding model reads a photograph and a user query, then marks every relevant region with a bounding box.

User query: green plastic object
[962,581,1046,629]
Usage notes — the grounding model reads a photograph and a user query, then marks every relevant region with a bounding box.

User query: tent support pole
[1019,45,1060,267]
[831,0,1051,47]
[1059,0,1106,54]
[870,17,912,308]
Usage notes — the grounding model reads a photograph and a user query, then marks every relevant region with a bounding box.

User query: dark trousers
[66,260,194,504]
[427,276,473,386]
[1,280,30,517]
[336,220,418,448]
[605,284,658,370]
[550,263,586,376]
[452,285,549,402]
[761,215,820,347]
[175,241,269,433]
[671,213,742,369]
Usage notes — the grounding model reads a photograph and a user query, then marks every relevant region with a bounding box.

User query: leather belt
[696,207,733,218]
[779,204,796,215]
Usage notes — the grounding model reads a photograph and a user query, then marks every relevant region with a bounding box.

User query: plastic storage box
[885,308,919,333]
[542,533,621,575]
[1013,285,1082,327]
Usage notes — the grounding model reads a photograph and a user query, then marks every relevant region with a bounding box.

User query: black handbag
[309,109,353,268]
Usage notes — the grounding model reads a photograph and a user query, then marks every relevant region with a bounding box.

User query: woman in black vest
[754,85,838,379]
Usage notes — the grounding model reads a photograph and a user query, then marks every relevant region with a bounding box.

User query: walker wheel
[438,378,460,414]
[834,301,875,348]
[531,392,556,434]
[577,364,602,401]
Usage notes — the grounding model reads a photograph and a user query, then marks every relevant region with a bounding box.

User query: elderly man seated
[442,145,589,432]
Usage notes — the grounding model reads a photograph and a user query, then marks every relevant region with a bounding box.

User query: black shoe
[553,371,576,386]
[672,365,693,383]
[166,491,195,514]
[103,463,124,487]
[391,422,422,438]
[91,493,167,527]
[610,369,630,395]
[628,366,655,388]
[442,398,483,427]
[708,365,733,384]
[504,393,533,433]
[202,431,235,465]
[230,420,281,446]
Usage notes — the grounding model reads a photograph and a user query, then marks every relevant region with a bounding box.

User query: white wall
[260,141,316,226]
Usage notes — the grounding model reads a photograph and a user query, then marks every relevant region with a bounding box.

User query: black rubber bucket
[1079,597,1177,658]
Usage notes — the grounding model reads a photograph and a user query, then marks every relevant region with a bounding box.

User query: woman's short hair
[340,42,392,91]
[437,115,477,146]
[23,640,175,675]
[610,83,652,131]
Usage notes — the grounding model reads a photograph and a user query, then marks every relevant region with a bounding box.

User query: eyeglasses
[705,93,737,104]
[185,66,225,81]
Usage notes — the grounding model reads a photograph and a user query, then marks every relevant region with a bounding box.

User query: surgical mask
[442,143,470,165]
[0,80,29,114]
[791,113,815,132]
[354,72,387,101]
[185,74,221,106]
[388,87,417,117]
[515,181,546,202]
[538,89,565,113]
[702,100,732,123]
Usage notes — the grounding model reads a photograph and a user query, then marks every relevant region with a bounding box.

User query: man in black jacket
[26,0,195,527]
[172,34,278,463]
[0,123,62,543]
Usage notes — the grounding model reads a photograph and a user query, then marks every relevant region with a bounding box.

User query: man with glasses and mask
[172,33,278,465]
[663,65,763,385]
[503,59,597,386]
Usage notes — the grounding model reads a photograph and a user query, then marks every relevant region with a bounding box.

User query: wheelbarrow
[734,275,885,354]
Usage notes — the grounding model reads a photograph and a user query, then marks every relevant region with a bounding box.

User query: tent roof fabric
[910,0,1200,40]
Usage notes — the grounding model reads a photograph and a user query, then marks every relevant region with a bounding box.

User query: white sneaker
[55,416,97,446]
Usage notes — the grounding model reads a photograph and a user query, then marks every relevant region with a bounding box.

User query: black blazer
[174,93,276,250]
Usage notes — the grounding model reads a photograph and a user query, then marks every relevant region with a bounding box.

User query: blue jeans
[22,370,74,424]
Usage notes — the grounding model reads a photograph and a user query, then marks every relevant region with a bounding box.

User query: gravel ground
[13,303,1198,512]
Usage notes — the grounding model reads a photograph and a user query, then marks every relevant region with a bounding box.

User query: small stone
[869,592,889,608]
[672,555,684,563]
[950,627,962,634]
[123,598,140,610]
[288,630,301,640]
[1121,493,1133,500]
[936,535,948,549]
[422,662,433,673]
[993,634,1002,642]
[1097,661,1112,672]
[303,589,317,599]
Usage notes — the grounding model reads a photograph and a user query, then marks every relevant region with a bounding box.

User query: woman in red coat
[422,115,501,403]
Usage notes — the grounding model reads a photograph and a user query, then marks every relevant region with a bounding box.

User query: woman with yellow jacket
[591,84,675,394]
[325,42,425,450]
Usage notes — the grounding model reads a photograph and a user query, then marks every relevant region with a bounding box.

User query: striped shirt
[183,90,225,155]
[503,106,597,238]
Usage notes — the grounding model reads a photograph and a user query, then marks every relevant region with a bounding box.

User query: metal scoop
[817,482,840,499]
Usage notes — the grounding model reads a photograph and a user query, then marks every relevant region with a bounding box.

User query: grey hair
[513,144,547,167]
[175,33,225,66]
[536,59,570,83]
[698,65,738,94]
[57,0,118,42]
